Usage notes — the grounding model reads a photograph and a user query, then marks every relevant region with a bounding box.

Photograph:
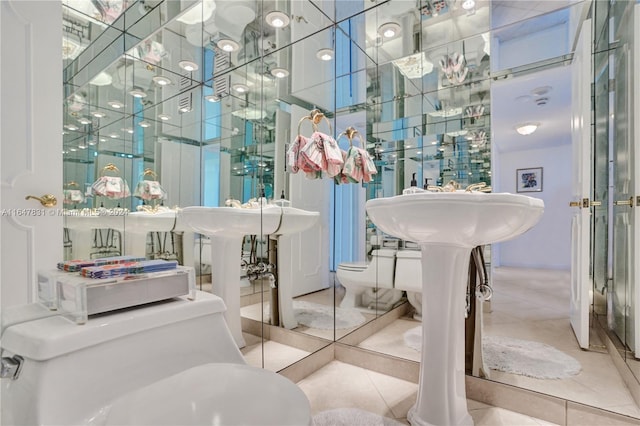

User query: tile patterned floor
[297,360,558,425]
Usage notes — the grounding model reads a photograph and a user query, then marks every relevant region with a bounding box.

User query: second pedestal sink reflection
[179,205,320,347]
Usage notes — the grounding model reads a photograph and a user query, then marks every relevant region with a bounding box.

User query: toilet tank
[394,250,423,292]
[1,291,244,426]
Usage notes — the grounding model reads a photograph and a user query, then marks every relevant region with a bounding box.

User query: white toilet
[336,249,403,311]
[394,250,423,320]
[0,291,311,426]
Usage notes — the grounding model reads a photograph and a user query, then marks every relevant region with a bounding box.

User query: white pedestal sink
[179,206,319,348]
[366,191,544,426]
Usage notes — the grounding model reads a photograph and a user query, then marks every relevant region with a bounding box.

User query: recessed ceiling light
[125,128,134,134]
[69,148,77,152]
[139,121,151,128]
[270,67,289,78]
[91,111,106,118]
[108,100,124,109]
[516,122,539,135]
[377,22,401,39]
[179,106,192,113]
[78,117,92,125]
[87,139,97,146]
[461,0,476,10]
[158,113,171,121]
[217,39,240,53]
[232,83,249,93]
[64,124,79,131]
[178,60,199,72]
[99,138,107,142]
[265,11,290,28]
[205,94,220,102]
[129,88,147,98]
[78,144,87,149]
[152,76,172,86]
[110,133,119,138]
[316,48,333,61]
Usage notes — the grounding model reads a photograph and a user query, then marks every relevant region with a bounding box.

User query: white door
[1,1,63,308]
[569,19,592,349]
[612,4,640,356]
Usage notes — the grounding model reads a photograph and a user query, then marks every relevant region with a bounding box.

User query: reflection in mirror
[57,1,640,420]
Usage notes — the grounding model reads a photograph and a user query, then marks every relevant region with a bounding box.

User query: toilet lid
[102,363,310,426]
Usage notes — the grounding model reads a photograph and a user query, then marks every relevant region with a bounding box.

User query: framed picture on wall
[516,167,543,192]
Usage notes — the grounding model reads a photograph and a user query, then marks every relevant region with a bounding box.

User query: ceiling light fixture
[178,60,199,72]
[531,86,552,96]
[89,71,113,86]
[516,122,539,136]
[129,88,147,98]
[217,39,240,53]
[179,106,192,113]
[108,100,124,109]
[377,22,401,39]
[205,94,220,102]
[110,133,119,138]
[64,124,79,131]
[316,48,333,61]
[152,76,172,86]
[77,117,92,125]
[232,83,249,94]
[91,111,106,118]
[265,11,290,28]
[461,0,476,10]
[270,67,289,78]
[158,113,171,121]
[139,121,151,128]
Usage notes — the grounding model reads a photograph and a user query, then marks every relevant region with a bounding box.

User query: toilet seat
[101,363,311,426]
[338,262,368,272]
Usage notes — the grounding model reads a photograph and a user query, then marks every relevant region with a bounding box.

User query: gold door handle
[614,197,633,207]
[25,194,57,207]
[569,201,581,207]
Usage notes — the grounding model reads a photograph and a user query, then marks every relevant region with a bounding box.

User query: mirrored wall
[61,0,640,420]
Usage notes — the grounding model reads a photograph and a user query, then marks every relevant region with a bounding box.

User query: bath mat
[312,408,404,426]
[402,327,582,379]
[483,335,582,379]
[263,301,367,330]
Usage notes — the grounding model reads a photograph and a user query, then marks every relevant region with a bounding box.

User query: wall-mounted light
[232,83,249,94]
[316,48,333,61]
[217,39,240,53]
[107,100,124,109]
[152,76,172,86]
[270,67,289,78]
[178,60,199,72]
[265,10,290,28]
[377,22,401,39]
[129,88,147,98]
[516,122,539,135]
[158,113,171,121]
[205,94,220,102]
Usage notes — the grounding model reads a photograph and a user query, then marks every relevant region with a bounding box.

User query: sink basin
[367,191,544,247]
[366,191,543,426]
[179,206,283,237]
[179,206,320,346]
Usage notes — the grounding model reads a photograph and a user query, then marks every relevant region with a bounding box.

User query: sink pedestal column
[408,244,473,426]
[209,236,246,348]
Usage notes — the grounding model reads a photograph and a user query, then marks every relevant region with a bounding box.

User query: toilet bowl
[337,249,402,311]
[0,291,311,426]
[394,250,423,320]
